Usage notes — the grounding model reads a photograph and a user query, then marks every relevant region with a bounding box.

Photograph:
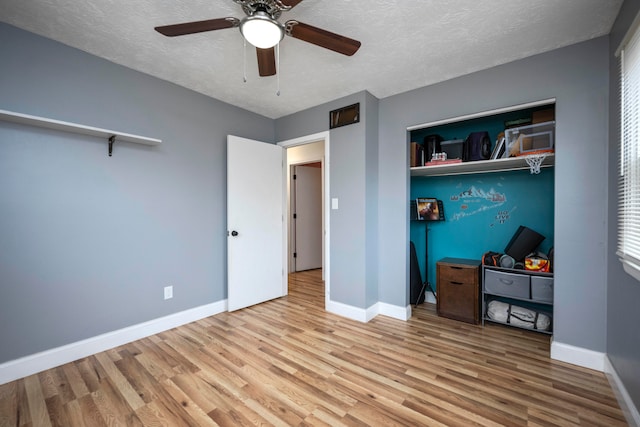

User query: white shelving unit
[0,109,161,156]
[408,98,556,177]
[410,154,555,177]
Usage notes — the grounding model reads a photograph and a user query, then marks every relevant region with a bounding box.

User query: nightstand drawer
[484,269,530,299]
[439,264,478,284]
[436,258,480,324]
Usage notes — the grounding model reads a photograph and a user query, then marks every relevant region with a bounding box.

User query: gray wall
[276,92,379,308]
[329,115,367,307]
[0,23,274,363]
[364,92,379,308]
[608,0,640,410]
[378,37,610,351]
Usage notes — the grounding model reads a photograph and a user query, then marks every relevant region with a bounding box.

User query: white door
[227,135,285,311]
[293,164,322,271]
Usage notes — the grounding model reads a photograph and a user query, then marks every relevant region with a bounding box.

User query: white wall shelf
[0,109,161,156]
[410,154,555,177]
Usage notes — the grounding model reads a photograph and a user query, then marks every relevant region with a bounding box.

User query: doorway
[278,131,330,303]
[291,162,322,272]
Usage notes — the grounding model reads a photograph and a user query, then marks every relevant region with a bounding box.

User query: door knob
[231,230,239,237]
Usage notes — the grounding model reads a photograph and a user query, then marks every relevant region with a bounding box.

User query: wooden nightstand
[436,258,481,324]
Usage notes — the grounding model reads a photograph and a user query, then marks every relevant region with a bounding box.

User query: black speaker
[423,134,443,162]
[504,225,545,261]
[410,241,424,304]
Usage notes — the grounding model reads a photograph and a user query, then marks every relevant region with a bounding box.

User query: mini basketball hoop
[524,151,550,174]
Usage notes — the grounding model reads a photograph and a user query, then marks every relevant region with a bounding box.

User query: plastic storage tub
[505,121,555,156]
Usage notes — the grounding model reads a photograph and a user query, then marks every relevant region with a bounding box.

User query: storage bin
[505,121,555,156]
[484,269,530,299]
[531,276,553,303]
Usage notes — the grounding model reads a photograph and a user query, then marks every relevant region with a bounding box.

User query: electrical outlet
[164,286,173,300]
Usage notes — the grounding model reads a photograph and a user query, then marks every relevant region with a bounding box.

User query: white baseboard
[0,300,227,385]
[326,299,369,322]
[365,304,379,322]
[550,340,606,372]
[326,299,411,322]
[605,356,640,427]
[378,302,411,321]
[424,292,437,304]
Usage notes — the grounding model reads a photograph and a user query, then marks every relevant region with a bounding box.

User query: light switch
[332,198,339,210]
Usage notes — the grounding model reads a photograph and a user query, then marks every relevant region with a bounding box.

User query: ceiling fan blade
[280,0,304,8]
[155,17,239,37]
[285,21,361,56]
[256,47,276,77]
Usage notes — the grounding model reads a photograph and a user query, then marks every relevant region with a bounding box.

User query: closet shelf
[410,154,555,177]
[0,109,161,156]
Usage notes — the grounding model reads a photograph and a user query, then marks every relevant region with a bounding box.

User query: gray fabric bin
[531,276,553,303]
[484,269,530,299]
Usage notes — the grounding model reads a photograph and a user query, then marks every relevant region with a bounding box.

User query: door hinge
[293,213,297,219]
[293,252,297,258]
[293,174,297,180]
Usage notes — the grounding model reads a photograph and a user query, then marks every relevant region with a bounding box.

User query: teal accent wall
[410,168,554,288]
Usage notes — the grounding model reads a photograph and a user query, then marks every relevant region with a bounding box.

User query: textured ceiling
[0,0,623,119]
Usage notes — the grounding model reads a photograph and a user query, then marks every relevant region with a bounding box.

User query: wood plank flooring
[0,269,627,426]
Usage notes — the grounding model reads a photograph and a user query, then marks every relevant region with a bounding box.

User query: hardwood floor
[0,269,627,426]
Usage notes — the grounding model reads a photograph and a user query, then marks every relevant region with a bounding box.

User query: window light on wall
[617,11,640,282]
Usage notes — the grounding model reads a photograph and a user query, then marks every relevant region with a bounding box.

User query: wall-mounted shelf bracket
[108,135,116,157]
[0,109,162,156]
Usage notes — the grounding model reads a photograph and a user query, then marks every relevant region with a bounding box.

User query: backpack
[463,131,491,162]
[482,251,502,266]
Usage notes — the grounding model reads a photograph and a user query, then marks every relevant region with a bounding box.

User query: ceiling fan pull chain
[243,38,247,83]
[276,42,280,96]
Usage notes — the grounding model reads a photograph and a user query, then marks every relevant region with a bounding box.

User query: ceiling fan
[155,0,361,77]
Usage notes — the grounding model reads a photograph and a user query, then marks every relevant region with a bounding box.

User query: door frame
[278,131,331,305]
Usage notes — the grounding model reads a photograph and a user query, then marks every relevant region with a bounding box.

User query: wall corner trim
[550,340,606,371]
[0,300,227,385]
[604,356,640,427]
[326,299,370,322]
[378,303,411,321]
[326,299,411,322]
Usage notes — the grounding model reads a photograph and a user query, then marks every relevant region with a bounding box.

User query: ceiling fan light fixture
[240,11,284,49]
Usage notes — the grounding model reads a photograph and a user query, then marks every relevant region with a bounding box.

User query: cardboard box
[410,142,424,167]
[532,108,555,124]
